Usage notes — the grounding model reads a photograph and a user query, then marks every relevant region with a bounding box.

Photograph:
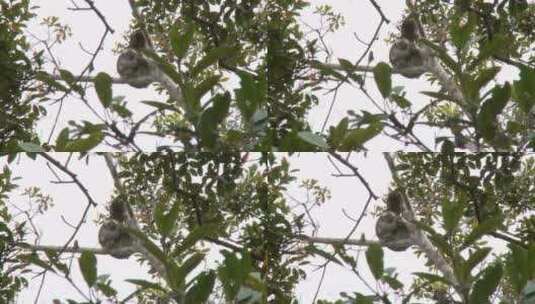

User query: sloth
[375,211,412,251]
[98,221,136,259]
[389,39,429,79]
[116,30,156,88]
[389,17,430,79]
[98,198,136,259]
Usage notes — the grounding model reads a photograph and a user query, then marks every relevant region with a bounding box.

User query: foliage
[0,0,42,151]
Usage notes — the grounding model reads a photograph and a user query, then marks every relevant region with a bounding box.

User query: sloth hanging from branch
[116,29,185,108]
[375,190,413,251]
[389,16,432,79]
[98,196,137,259]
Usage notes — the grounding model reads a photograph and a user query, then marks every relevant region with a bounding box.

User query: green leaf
[464,247,491,278]
[198,93,231,150]
[391,94,412,108]
[474,67,501,92]
[64,131,104,152]
[476,83,511,141]
[338,58,355,71]
[176,253,206,285]
[373,62,392,98]
[170,22,194,59]
[512,66,535,113]
[366,243,384,280]
[141,100,178,112]
[18,142,45,152]
[59,69,76,83]
[442,199,464,234]
[478,35,510,61]
[421,39,459,73]
[413,272,452,285]
[177,224,219,255]
[94,72,113,108]
[156,200,180,237]
[79,251,97,287]
[469,263,503,304]
[140,49,182,83]
[55,128,70,151]
[307,246,344,266]
[449,12,475,50]
[35,71,69,91]
[125,279,166,292]
[191,45,238,76]
[185,271,216,303]
[328,118,349,148]
[340,122,383,151]
[297,131,329,150]
[381,275,404,290]
[420,91,457,102]
[235,71,267,120]
[194,75,221,101]
[310,60,346,80]
[461,215,503,250]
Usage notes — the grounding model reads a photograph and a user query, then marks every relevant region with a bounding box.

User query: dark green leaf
[177,224,219,255]
[191,46,238,76]
[64,131,104,152]
[170,22,194,59]
[413,272,452,285]
[476,83,511,141]
[297,131,328,150]
[474,67,501,92]
[461,216,504,250]
[366,243,384,280]
[338,58,355,71]
[328,118,349,148]
[442,199,464,234]
[198,93,231,149]
[125,279,166,292]
[141,100,178,111]
[421,39,459,73]
[373,62,392,98]
[185,271,216,303]
[95,72,113,108]
[79,251,97,287]
[469,263,503,304]
[381,275,404,290]
[307,246,344,266]
[55,128,70,151]
[512,66,535,113]
[464,247,491,278]
[391,94,412,108]
[18,142,45,152]
[340,122,383,151]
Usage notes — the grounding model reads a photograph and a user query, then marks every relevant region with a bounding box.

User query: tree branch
[296,235,381,247]
[18,243,106,255]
